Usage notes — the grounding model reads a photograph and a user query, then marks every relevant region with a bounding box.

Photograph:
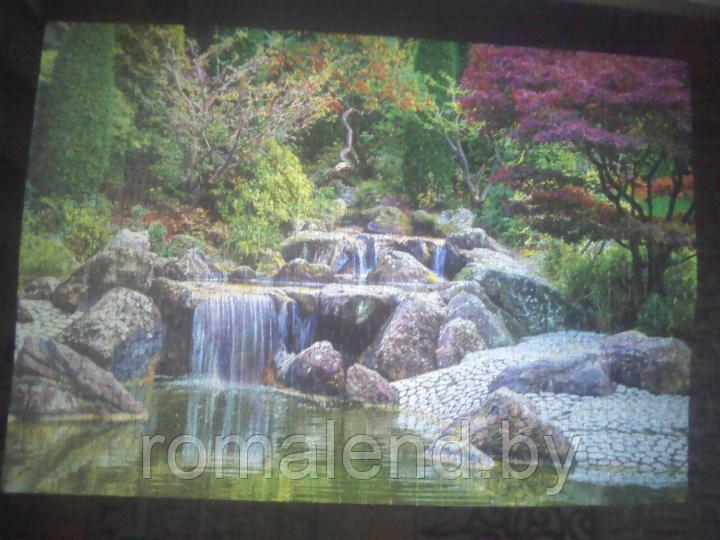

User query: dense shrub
[478,183,538,248]
[215,139,315,265]
[148,220,168,254]
[30,24,116,199]
[542,241,696,337]
[166,234,204,258]
[18,233,77,286]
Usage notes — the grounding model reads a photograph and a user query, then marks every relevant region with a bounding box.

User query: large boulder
[274,258,334,283]
[148,278,197,377]
[106,228,150,251]
[227,265,259,282]
[460,264,591,336]
[51,247,167,312]
[11,337,145,418]
[437,208,474,234]
[285,341,346,396]
[364,206,412,235]
[60,287,164,381]
[317,284,398,355]
[468,387,570,463]
[447,292,514,348]
[410,210,445,237]
[21,277,61,300]
[367,250,440,285]
[446,228,497,251]
[346,364,397,404]
[435,318,486,368]
[361,294,447,381]
[280,232,367,274]
[164,248,223,281]
[602,330,691,395]
[488,351,616,397]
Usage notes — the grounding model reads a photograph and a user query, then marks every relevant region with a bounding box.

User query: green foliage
[148,220,168,254]
[59,201,113,260]
[31,23,116,199]
[402,40,462,205]
[313,186,346,228]
[18,232,77,286]
[166,234,204,258]
[542,240,636,331]
[542,240,696,337]
[129,204,149,231]
[478,183,538,247]
[638,254,696,337]
[215,140,315,264]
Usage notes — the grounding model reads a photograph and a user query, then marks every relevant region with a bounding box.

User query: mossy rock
[364,206,412,235]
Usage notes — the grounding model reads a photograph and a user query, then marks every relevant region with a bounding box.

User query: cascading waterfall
[350,237,374,281]
[278,300,317,353]
[432,243,447,278]
[191,293,278,384]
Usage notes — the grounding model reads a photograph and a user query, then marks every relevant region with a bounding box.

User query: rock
[435,280,486,303]
[16,299,34,323]
[11,337,145,418]
[446,227,507,254]
[488,352,616,397]
[317,284,398,355]
[435,318,486,368]
[462,264,591,336]
[410,210,445,237]
[287,218,330,234]
[346,364,397,404]
[468,387,569,463]
[273,349,295,382]
[228,265,258,282]
[148,278,197,377]
[361,294,447,381]
[447,292,514,348]
[22,277,61,300]
[106,228,150,252]
[164,248,223,281]
[602,330,691,395]
[274,258,334,283]
[280,232,368,274]
[364,206,412,235]
[60,287,164,381]
[51,248,167,311]
[367,250,440,285]
[438,208,475,234]
[285,341,346,396]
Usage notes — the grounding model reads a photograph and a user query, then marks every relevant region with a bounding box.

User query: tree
[462,45,693,317]
[160,31,333,207]
[402,40,463,205]
[30,23,116,199]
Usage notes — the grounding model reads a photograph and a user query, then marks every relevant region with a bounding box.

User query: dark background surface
[0,1,718,538]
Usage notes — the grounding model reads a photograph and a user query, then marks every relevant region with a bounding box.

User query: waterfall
[350,237,375,281]
[190,293,278,384]
[433,243,447,278]
[278,300,317,353]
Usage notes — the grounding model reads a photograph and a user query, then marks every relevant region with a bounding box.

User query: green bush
[215,139,315,265]
[148,220,167,254]
[542,241,697,337]
[59,200,113,260]
[478,183,538,248]
[637,294,672,337]
[31,23,115,199]
[18,232,77,286]
[542,240,636,332]
[166,234,204,258]
[129,204,149,231]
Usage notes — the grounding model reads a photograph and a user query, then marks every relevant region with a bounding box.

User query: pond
[2,381,686,506]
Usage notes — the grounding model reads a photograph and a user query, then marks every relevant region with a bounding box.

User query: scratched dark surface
[0,1,718,538]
